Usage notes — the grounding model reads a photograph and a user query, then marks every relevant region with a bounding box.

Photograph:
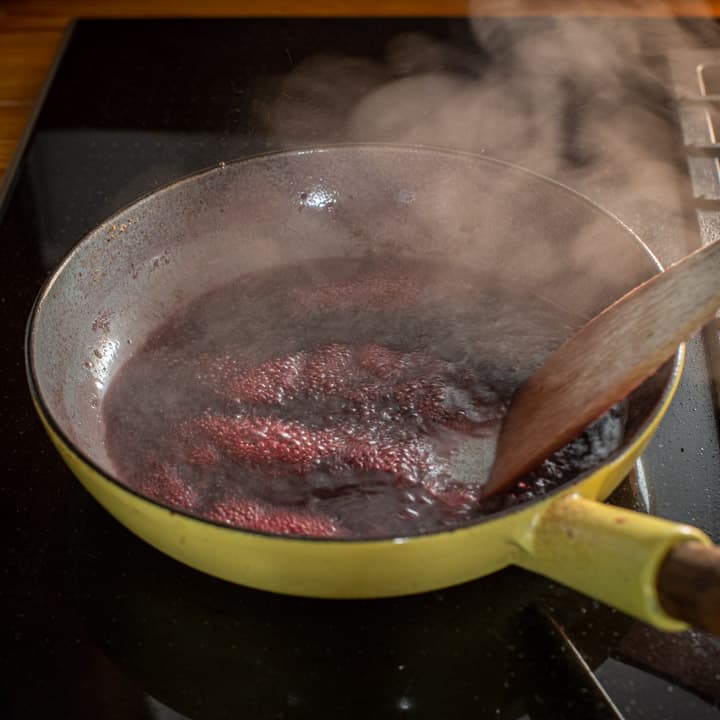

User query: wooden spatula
[483,240,720,498]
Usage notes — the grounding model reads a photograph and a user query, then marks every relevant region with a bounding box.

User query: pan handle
[511,492,716,633]
[657,542,720,635]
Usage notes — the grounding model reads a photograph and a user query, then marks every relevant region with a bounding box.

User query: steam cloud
[256,13,718,272]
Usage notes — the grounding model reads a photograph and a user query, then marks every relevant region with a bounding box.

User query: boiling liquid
[102,256,625,538]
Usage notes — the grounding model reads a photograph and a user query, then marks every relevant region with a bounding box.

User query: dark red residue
[124,333,505,537]
[189,413,435,483]
[205,497,340,537]
[289,269,424,311]
[198,343,500,435]
[138,462,197,511]
[91,311,111,333]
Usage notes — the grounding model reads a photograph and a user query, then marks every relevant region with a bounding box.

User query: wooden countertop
[0,0,718,182]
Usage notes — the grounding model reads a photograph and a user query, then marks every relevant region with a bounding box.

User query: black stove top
[3,17,720,720]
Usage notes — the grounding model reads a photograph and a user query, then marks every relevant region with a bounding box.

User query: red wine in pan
[102,256,625,538]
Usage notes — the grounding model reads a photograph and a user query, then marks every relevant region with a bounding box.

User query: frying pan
[26,145,713,632]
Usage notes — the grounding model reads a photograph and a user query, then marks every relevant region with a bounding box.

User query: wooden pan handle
[657,542,720,635]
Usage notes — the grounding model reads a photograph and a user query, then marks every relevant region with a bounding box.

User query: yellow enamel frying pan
[26,145,715,633]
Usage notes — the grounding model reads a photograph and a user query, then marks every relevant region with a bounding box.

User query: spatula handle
[657,542,720,635]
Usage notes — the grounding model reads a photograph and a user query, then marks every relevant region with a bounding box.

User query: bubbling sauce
[102,256,626,538]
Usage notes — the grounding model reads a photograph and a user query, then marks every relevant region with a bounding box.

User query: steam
[256,15,716,269]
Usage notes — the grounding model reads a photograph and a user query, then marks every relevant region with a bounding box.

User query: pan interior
[29,146,672,520]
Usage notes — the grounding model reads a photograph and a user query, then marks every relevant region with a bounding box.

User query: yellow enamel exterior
[31,341,712,631]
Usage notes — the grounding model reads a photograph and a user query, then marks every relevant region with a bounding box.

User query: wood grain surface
[658,541,720,635]
[0,0,718,180]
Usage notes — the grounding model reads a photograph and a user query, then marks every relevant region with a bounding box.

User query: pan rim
[24,142,683,544]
